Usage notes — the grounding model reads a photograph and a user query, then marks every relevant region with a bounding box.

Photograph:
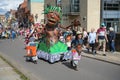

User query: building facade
[45,0,120,32]
[44,0,101,32]
[16,0,44,27]
[0,15,5,23]
[16,0,31,28]
[28,0,44,24]
[101,0,120,33]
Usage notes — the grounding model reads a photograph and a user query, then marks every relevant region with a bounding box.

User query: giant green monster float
[37,6,71,63]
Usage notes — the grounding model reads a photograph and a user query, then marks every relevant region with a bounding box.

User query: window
[70,0,79,12]
[103,0,120,32]
[104,1,120,10]
[104,18,120,32]
[56,0,61,7]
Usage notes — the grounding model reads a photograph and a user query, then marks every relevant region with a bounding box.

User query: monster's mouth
[48,18,56,23]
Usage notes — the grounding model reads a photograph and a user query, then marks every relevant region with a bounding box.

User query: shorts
[98,39,106,46]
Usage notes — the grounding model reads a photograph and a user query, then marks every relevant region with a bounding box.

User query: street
[0,37,120,80]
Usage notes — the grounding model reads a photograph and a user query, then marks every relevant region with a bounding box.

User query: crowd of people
[21,21,115,70]
[0,20,116,71]
[0,23,116,70]
[0,26,17,40]
[0,20,116,70]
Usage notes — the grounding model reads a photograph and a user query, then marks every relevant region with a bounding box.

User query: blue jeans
[109,41,115,52]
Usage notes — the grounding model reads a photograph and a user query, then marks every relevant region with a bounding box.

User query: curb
[0,52,39,80]
[82,54,120,66]
[0,54,29,80]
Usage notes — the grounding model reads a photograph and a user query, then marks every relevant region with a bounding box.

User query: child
[70,44,82,71]
[65,34,72,50]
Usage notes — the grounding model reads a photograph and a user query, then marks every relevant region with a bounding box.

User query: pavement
[0,48,120,80]
[0,56,22,80]
[82,49,120,65]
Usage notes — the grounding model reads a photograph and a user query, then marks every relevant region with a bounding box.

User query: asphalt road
[0,37,120,80]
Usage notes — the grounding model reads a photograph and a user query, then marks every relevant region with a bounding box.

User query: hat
[76,31,82,34]
[109,27,114,31]
[101,23,105,27]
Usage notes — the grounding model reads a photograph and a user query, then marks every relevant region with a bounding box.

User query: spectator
[65,34,72,50]
[66,26,73,35]
[83,28,88,48]
[59,31,65,43]
[11,29,16,41]
[0,28,2,39]
[108,27,116,53]
[0,23,3,29]
[96,23,108,56]
[87,28,96,55]
[1,29,6,39]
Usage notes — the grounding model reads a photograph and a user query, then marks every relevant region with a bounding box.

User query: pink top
[72,51,81,60]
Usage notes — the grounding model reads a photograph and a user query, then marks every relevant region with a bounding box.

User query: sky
[31,0,44,2]
[0,0,24,15]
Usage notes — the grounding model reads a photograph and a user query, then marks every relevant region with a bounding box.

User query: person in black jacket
[108,27,116,53]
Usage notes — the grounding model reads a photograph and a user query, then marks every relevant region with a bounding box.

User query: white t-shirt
[83,31,88,38]
[88,32,96,43]
[66,41,71,47]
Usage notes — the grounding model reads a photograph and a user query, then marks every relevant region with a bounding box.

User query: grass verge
[0,55,30,80]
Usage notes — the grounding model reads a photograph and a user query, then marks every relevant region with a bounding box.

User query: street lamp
[83,16,86,21]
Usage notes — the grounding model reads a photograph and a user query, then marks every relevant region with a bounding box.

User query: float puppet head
[44,6,62,26]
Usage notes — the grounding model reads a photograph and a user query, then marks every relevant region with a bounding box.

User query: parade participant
[25,26,38,64]
[63,26,72,40]
[24,28,30,45]
[37,6,70,63]
[26,43,38,64]
[71,31,83,48]
[70,44,82,71]
[72,19,81,36]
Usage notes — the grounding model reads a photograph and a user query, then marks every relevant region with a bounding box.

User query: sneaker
[75,68,78,71]
[70,61,73,67]
[103,54,106,56]
[87,48,89,53]
[33,60,37,64]
[111,51,116,54]
[92,50,96,55]
[74,66,78,71]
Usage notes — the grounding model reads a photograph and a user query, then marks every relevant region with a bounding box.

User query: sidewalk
[0,57,22,80]
[82,50,120,65]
